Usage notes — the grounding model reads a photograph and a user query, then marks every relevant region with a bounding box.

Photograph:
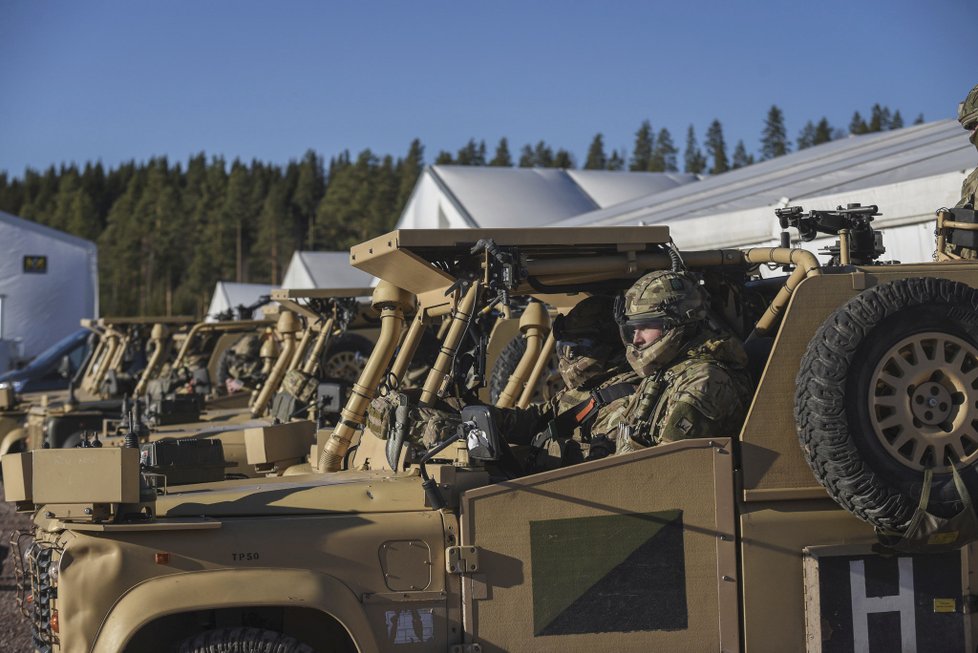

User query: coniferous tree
[434,151,453,165]
[814,118,833,145]
[252,178,293,285]
[731,140,753,169]
[630,120,654,171]
[890,110,904,129]
[849,111,868,135]
[683,125,706,174]
[518,145,535,168]
[292,150,325,250]
[607,149,625,171]
[760,106,790,159]
[705,119,729,174]
[396,139,424,210]
[534,141,554,168]
[913,113,925,125]
[651,128,678,172]
[584,133,607,170]
[489,138,512,167]
[455,139,486,166]
[869,104,891,132]
[553,149,574,169]
[797,121,817,150]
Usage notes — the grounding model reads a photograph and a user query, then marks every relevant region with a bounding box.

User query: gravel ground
[0,481,33,653]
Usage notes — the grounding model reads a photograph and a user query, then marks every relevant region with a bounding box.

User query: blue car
[0,329,92,393]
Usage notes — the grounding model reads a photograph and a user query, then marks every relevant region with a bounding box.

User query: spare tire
[488,336,562,405]
[319,333,374,384]
[796,277,978,532]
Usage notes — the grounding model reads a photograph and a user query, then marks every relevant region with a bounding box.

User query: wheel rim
[322,350,366,384]
[869,331,978,471]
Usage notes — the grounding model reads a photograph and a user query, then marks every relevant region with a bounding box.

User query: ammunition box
[32,447,140,504]
[947,207,978,249]
[244,420,316,466]
[148,395,203,426]
[140,438,225,486]
[1,451,32,501]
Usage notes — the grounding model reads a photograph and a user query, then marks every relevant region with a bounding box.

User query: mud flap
[803,545,969,652]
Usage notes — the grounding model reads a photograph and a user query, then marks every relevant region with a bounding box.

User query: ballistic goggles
[619,317,667,347]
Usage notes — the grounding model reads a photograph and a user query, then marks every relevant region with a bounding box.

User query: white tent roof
[206,281,278,321]
[281,251,376,289]
[395,165,698,230]
[0,211,98,368]
[556,120,973,230]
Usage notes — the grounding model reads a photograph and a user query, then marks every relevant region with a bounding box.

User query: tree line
[0,102,916,317]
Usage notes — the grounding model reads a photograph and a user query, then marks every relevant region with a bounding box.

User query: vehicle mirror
[460,405,503,462]
[58,354,73,379]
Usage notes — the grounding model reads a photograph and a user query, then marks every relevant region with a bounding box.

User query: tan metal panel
[244,421,316,465]
[460,439,736,652]
[739,501,875,652]
[1,451,32,501]
[741,264,978,499]
[32,447,140,504]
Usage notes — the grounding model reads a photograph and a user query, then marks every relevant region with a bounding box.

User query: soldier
[492,295,640,467]
[615,270,753,453]
[943,83,978,259]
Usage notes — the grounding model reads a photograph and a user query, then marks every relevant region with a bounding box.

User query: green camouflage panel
[617,327,752,453]
[622,270,708,326]
[365,391,461,448]
[280,369,318,404]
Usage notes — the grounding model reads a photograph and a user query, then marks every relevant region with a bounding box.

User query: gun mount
[775,202,886,266]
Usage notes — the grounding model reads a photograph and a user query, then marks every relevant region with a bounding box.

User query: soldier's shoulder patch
[676,416,694,434]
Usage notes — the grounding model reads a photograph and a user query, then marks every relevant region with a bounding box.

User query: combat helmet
[618,270,709,376]
[552,295,620,388]
[960,83,978,148]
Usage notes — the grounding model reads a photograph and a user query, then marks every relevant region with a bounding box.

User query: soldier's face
[632,325,664,348]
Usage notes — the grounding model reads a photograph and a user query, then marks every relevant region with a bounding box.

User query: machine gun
[212,294,272,322]
[775,203,886,266]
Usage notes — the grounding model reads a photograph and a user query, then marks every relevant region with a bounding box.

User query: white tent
[0,211,98,370]
[554,120,974,264]
[281,251,376,289]
[396,165,698,230]
[206,281,278,321]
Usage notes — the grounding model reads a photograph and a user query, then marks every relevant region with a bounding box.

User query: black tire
[796,277,978,532]
[319,333,373,384]
[60,431,84,449]
[178,627,315,653]
[489,336,562,405]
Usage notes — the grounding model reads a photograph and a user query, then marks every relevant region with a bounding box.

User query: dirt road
[0,481,33,653]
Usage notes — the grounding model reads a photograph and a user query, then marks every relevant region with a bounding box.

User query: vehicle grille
[10,529,59,652]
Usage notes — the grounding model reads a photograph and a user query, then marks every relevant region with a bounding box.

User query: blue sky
[0,0,975,175]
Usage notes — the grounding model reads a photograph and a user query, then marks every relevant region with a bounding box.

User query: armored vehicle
[8,210,978,652]
[0,328,91,394]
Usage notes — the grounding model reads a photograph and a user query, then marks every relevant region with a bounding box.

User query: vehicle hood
[156,470,429,518]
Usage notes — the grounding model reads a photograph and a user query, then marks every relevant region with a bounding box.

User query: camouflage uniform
[614,270,753,453]
[493,296,640,464]
[943,83,978,259]
[224,334,263,388]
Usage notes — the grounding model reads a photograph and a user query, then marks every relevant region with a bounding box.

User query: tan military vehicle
[8,205,978,652]
[0,316,198,457]
[83,288,383,482]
